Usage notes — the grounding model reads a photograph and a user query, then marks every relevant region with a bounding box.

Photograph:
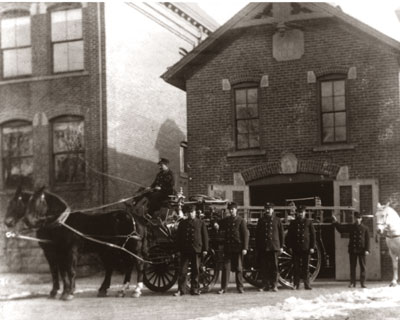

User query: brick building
[0,2,217,272]
[163,3,400,280]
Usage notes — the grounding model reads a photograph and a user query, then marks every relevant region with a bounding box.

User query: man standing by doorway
[256,202,284,292]
[332,211,370,288]
[287,205,315,290]
[215,202,249,294]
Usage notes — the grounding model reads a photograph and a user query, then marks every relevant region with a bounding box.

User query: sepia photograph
[1,1,400,319]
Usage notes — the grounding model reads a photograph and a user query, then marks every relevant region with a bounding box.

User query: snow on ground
[193,286,400,320]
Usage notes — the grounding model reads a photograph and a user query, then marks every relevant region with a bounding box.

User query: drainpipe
[97,2,105,204]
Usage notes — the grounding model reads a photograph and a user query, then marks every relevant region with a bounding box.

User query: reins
[6,231,52,244]
[6,194,158,264]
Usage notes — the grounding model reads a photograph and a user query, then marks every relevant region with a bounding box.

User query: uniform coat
[218,214,249,291]
[175,217,209,294]
[148,169,175,215]
[287,217,316,252]
[220,215,249,253]
[176,217,209,254]
[151,169,175,195]
[255,215,284,289]
[333,222,370,254]
[333,221,370,285]
[286,216,316,288]
[256,215,284,252]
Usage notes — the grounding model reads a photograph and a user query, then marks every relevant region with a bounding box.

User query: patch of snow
[193,287,400,320]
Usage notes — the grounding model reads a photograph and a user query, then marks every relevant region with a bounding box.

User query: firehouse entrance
[249,177,335,279]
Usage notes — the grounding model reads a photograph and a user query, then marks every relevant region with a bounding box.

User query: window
[1,12,32,78]
[51,7,83,73]
[52,116,85,184]
[1,121,33,188]
[320,77,347,143]
[179,141,187,174]
[234,87,260,150]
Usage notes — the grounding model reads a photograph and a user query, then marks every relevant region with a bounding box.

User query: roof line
[162,2,400,90]
[161,3,260,84]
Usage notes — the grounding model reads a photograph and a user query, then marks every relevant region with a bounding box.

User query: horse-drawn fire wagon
[140,192,356,292]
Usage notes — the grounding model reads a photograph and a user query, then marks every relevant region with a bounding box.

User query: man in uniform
[147,158,175,217]
[332,211,370,288]
[215,202,249,294]
[174,205,209,296]
[287,205,315,290]
[256,202,284,292]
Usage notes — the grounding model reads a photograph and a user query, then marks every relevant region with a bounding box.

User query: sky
[197,1,400,41]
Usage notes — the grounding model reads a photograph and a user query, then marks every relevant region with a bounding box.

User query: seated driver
[147,158,175,218]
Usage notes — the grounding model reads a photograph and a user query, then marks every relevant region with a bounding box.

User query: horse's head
[375,202,396,234]
[4,186,29,228]
[25,186,49,228]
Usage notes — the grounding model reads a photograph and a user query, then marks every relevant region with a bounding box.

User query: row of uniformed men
[174,202,370,296]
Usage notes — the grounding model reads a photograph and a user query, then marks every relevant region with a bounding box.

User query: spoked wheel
[198,249,219,292]
[143,245,179,292]
[278,243,321,288]
[243,248,263,288]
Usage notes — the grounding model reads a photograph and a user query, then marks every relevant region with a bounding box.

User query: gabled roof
[162,2,400,91]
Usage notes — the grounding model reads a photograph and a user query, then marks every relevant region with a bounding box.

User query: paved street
[0,273,399,320]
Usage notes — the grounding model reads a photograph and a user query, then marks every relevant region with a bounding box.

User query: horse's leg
[65,244,78,298]
[117,257,133,297]
[132,260,144,298]
[59,253,73,301]
[98,254,113,297]
[389,251,398,287]
[42,247,60,298]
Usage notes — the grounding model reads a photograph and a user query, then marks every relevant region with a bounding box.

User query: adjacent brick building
[0,2,217,272]
[163,3,400,280]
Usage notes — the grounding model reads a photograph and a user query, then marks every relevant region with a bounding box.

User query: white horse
[375,203,400,286]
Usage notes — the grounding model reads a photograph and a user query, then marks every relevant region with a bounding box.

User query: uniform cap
[157,158,169,165]
[227,202,237,209]
[296,205,307,212]
[354,211,362,218]
[264,202,274,209]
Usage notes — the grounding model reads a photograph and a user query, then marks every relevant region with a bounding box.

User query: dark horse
[4,186,148,300]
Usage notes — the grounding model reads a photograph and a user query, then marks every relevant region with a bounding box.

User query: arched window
[0,10,32,78]
[234,84,260,150]
[50,4,83,73]
[319,74,347,144]
[52,116,85,184]
[1,120,33,188]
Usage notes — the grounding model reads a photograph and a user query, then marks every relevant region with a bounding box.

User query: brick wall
[0,3,105,272]
[184,20,400,279]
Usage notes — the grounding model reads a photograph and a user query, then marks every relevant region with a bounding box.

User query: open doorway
[249,178,335,279]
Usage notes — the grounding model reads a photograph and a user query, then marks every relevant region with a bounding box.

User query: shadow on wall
[107,118,186,202]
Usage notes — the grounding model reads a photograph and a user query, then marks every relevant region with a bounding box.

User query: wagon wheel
[143,245,178,292]
[243,248,263,288]
[198,249,219,292]
[243,245,321,288]
[278,243,321,288]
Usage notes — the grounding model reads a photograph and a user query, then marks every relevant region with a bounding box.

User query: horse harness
[377,211,400,239]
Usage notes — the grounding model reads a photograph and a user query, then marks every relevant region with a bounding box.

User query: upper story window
[234,86,260,150]
[179,141,187,174]
[51,6,83,73]
[1,11,32,78]
[1,120,33,188]
[52,116,85,185]
[320,76,347,144]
